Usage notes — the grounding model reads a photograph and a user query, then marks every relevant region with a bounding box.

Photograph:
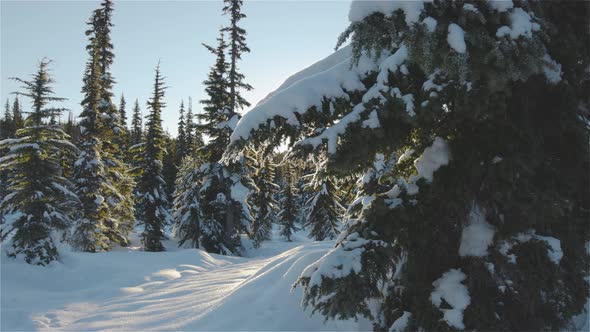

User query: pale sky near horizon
[1,0,351,135]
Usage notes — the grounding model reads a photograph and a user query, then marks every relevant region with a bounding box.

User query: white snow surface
[414,137,450,182]
[231,45,371,145]
[430,269,470,330]
[488,0,514,12]
[447,23,467,54]
[348,0,427,25]
[1,228,356,331]
[389,311,412,332]
[495,7,539,40]
[459,203,496,257]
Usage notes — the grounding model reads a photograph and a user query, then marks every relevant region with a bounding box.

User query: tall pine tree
[12,96,23,133]
[222,0,253,113]
[176,100,188,159]
[2,99,14,138]
[172,155,202,248]
[130,99,143,146]
[247,148,279,247]
[93,0,135,241]
[0,60,79,265]
[302,161,344,241]
[132,63,170,252]
[117,94,128,157]
[277,161,299,241]
[185,97,203,155]
[191,29,253,255]
[119,94,127,129]
[72,2,133,251]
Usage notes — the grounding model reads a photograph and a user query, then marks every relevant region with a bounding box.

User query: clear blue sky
[1,0,351,135]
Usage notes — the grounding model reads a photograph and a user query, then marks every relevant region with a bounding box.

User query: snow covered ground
[1,227,356,331]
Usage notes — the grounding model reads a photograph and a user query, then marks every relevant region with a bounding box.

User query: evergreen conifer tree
[0,60,79,265]
[185,97,203,155]
[172,155,201,248]
[190,29,253,255]
[130,99,143,146]
[132,63,170,252]
[227,2,589,330]
[302,162,344,241]
[12,96,23,132]
[277,162,299,241]
[72,2,134,251]
[117,94,128,157]
[161,132,178,200]
[176,100,188,159]
[119,94,127,129]
[222,0,253,113]
[2,99,15,138]
[93,0,135,240]
[63,111,80,143]
[247,149,279,247]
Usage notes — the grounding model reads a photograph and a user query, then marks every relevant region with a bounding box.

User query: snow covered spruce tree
[227,1,589,330]
[0,60,79,265]
[72,4,133,252]
[92,0,136,241]
[132,64,171,252]
[117,94,128,158]
[172,155,201,248]
[130,99,143,147]
[176,100,188,160]
[190,28,253,255]
[247,148,279,247]
[2,100,14,139]
[302,161,344,241]
[185,98,203,156]
[277,161,299,241]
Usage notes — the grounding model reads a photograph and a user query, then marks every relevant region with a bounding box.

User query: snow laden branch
[225,0,561,166]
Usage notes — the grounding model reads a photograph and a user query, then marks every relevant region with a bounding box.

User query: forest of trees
[1,1,588,331]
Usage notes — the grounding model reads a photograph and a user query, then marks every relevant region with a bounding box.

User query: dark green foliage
[116,94,129,158]
[161,132,178,200]
[222,0,253,113]
[189,22,254,255]
[185,98,203,156]
[172,155,201,248]
[132,64,170,252]
[0,60,79,265]
[277,161,299,241]
[1,100,14,139]
[303,163,344,241]
[119,94,127,129]
[130,99,143,147]
[247,148,279,247]
[195,160,251,255]
[72,2,133,252]
[198,31,232,162]
[176,100,188,159]
[0,97,24,140]
[227,1,589,330]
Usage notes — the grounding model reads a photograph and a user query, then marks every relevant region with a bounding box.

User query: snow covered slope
[1,230,356,331]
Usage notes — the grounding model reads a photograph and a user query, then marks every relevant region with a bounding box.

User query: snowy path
[1,230,357,331]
